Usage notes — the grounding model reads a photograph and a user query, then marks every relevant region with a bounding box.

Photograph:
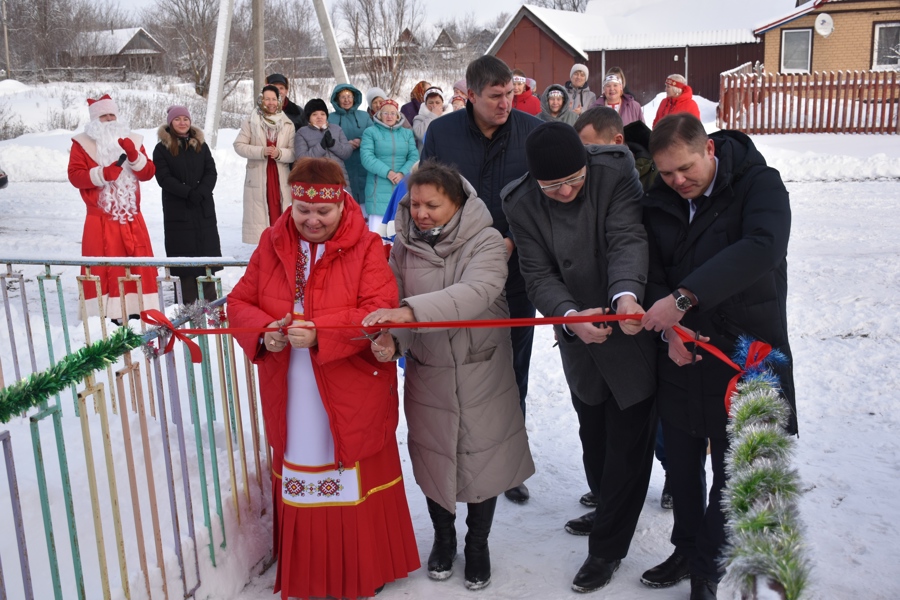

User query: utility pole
[312,0,348,84]
[251,0,265,94]
[204,0,235,149]
[1,0,10,79]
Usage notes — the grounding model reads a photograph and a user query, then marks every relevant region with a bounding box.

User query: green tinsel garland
[722,376,810,599]
[0,327,145,423]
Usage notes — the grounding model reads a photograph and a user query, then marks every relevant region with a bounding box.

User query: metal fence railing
[0,257,272,600]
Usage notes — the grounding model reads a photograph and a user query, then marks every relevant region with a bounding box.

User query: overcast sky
[118,0,524,28]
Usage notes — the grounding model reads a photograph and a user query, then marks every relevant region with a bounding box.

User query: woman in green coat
[360,99,418,230]
[328,83,373,209]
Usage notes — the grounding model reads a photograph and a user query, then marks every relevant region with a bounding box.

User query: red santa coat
[68,133,159,319]
[653,84,701,127]
[227,197,400,482]
[513,86,541,116]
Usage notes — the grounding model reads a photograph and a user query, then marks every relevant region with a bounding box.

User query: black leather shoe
[690,575,718,600]
[660,474,673,509]
[373,584,385,596]
[571,555,621,593]
[565,510,596,536]
[504,483,529,503]
[641,552,690,587]
[579,491,598,507]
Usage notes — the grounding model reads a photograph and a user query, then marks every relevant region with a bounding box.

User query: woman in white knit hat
[565,64,597,115]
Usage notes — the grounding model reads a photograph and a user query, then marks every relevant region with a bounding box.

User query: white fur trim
[90,166,106,187]
[128,151,147,172]
[88,98,118,121]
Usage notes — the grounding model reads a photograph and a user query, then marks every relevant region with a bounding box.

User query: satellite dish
[815,13,834,38]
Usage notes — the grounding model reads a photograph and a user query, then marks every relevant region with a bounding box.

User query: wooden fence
[719,68,900,134]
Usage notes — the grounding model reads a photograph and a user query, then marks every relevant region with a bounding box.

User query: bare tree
[7,0,131,69]
[526,0,588,11]
[335,0,425,97]
[141,0,219,96]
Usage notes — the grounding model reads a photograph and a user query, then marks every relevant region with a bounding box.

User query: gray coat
[391,178,534,513]
[293,122,353,187]
[537,84,579,126]
[502,145,657,408]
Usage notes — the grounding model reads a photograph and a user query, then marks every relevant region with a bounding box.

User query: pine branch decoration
[0,327,144,423]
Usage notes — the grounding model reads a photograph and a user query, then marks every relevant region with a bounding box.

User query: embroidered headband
[603,75,622,86]
[666,78,686,90]
[379,99,399,113]
[291,183,344,203]
[512,76,527,84]
[424,87,444,101]
[548,90,564,98]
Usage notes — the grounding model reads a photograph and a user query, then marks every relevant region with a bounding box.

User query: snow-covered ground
[1,79,899,599]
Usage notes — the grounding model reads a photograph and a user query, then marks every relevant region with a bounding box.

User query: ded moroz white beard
[84,119,140,225]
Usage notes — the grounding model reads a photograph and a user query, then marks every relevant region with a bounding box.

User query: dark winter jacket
[537,84,578,126]
[564,81,596,113]
[400,99,420,130]
[503,145,657,408]
[420,102,541,294]
[512,86,541,116]
[642,130,796,437]
[152,125,222,272]
[623,120,658,192]
[282,97,308,130]
[328,84,374,203]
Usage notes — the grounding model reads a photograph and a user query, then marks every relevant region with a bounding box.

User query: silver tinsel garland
[721,339,809,599]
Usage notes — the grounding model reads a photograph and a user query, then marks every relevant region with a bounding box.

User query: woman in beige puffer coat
[363,161,534,592]
[233,85,296,244]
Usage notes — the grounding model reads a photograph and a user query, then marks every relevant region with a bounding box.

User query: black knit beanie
[304,98,329,120]
[525,121,587,180]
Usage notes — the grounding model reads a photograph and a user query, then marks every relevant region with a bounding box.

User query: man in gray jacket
[502,122,657,593]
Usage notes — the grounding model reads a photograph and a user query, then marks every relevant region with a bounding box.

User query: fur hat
[266,73,288,87]
[304,98,329,120]
[570,64,589,79]
[366,87,387,108]
[166,105,191,126]
[87,94,118,121]
[525,121,587,181]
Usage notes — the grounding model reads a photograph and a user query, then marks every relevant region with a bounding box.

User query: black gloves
[320,130,335,149]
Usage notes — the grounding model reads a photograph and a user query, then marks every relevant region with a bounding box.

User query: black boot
[426,497,457,581]
[464,496,497,590]
[690,575,718,599]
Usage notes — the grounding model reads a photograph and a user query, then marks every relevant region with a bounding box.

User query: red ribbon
[671,327,772,415]
[141,309,203,364]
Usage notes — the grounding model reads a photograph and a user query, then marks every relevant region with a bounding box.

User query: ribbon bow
[672,327,773,416]
[141,309,203,363]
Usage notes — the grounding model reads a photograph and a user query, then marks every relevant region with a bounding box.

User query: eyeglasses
[539,173,586,193]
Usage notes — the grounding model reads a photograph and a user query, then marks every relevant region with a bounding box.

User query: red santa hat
[87,94,118,121]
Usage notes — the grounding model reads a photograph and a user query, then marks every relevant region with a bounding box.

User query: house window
[781,29,811,73]
[872,22,900,70]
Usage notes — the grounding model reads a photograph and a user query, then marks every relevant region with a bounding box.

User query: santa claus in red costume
[68,94,159,323]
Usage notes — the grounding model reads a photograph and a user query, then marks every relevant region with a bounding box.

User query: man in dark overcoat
[502,122,658,593]
[640,113,795,600]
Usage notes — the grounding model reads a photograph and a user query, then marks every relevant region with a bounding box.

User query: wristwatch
[672,290,693,312]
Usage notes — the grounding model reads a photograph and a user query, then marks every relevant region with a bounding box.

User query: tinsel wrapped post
[721,337,809,600]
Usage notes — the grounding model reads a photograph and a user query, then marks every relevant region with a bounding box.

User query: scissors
[350,328,385,342]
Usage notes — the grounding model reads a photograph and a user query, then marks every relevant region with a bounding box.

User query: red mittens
[102,162,123,182]
[118,137,139,162]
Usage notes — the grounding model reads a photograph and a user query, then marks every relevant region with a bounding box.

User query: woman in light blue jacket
[360,99,418,230]
[327,83,373,208]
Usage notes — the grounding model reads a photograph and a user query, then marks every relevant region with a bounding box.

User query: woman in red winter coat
[227,157,420,599]
[653,74,701,127]
[512,69,541,115]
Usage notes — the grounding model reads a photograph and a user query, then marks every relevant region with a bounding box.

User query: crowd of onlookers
[67,56,781,600]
